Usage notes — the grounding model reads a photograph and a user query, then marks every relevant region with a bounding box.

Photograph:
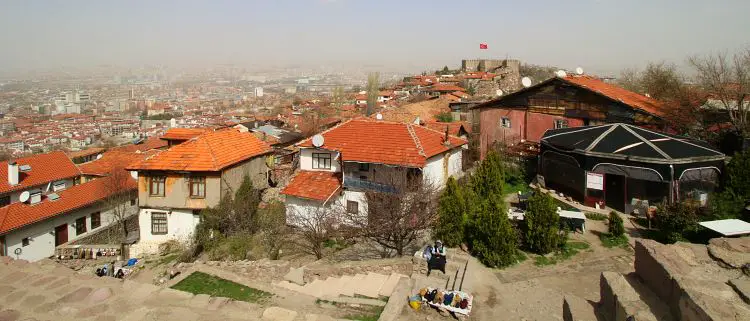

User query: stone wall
[303,257,413,283]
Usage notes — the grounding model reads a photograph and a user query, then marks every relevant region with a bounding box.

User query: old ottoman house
[473,74,666,159]
[126,128,272,255]
[0,175,137,261]
[281,118,466,222]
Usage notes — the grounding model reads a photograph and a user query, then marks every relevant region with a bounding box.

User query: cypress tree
[522,192,561,254]
[435,177,467,247]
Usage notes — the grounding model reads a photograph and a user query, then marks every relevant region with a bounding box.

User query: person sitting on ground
[427,240,447,276]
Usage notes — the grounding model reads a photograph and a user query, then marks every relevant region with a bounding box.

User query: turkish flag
[479,43,488,49]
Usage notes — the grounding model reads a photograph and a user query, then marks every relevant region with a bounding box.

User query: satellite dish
[555,70,567,78]
[312,134,325,148]
[19,191,30,203]
[376,113,383,120]
[521,77,532,88]
[575,67,584,75]
[96,154,103,160]
[495,89,504,96]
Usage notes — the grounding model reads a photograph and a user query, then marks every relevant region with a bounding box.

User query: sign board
[586,172,604,190]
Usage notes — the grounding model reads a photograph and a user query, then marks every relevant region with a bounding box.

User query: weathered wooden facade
[473,75,665,159]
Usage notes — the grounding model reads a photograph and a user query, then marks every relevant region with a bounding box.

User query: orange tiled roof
[281,171,341,201]
[128,128,272,172]
[113,137,168,153]
[426,84,466,92]
[0,175,136,235]
[161,128,213,141]
[0,151,81,195]
[297,118,467,168]
[78,150,157,176]
[563,75,664,116]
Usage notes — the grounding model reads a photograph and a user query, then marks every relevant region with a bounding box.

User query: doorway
[605,174,626,213]
[55,224,68,246]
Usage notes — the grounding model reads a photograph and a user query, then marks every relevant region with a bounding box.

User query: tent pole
[669,165,674,204]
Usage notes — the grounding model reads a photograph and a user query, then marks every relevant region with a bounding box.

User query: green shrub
[585,212,608,221]
[466,196,519,268]
[435,112,453,122]
[521,192,562,255]
[654,202,699,244]
[434,177,468,247]
[608,212,625,237]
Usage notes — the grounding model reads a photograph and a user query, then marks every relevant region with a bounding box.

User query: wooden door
[55,224,68,246]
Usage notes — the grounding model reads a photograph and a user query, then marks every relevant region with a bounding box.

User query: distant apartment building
[126,128,272,255]
[254,87,264,98]
[0,151,81,207]
[0,138,24,152]
[53,90,89,115]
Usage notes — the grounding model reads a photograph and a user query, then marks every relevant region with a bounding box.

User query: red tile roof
[0,151,81,195]
[297,118,467,168]
[78,150,157,176]
[66,148,105,159]
[563,75,664,116]
[161,128,213,141]
[128,128,272,172]
[426,84,466,93]
[281,171,341,201]
[0,175,136,235]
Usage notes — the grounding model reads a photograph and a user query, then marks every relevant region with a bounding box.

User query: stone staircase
[273,271,406,302]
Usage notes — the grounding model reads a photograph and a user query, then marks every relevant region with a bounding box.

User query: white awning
[557,210,586,220]
[699,219,750,236]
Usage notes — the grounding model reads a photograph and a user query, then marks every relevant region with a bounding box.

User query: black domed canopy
[541,123,725,182]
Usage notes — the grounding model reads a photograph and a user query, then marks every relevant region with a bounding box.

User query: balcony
[343,176,397,193]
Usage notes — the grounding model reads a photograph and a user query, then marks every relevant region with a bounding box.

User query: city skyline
[1,0,749,76]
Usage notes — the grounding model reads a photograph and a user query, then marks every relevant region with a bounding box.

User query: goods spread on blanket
[410,287,473,315]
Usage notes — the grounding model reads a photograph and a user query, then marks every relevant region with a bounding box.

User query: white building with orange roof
[281,118,467,223]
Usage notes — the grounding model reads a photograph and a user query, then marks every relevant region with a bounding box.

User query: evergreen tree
[233,175,261,232]
[724,149,750,200]
[608,211,625,237]
[434,177,467,247]
[467,196,518,268]
[471,150,504,200]
[522,192,561,254]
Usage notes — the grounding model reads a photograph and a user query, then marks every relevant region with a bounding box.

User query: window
[358,163,370,172]
[53,181,66,192]
[149,176,165,196]
[501,117,511,128]
[554,119,569,129]
[130,198,136,206]
[0,195,9,207]
[91,212,101,229]
[151,212,168,235]
[22,237,29,247]
[75,217,87,236]
[189,176,206,198]
[312,153,332,169]
[347,201,359,214]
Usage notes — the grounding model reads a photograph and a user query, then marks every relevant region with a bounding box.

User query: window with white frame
[53,181,66,192]
[501,117,511,128]
[347,201,359,214]
[554,119,569,129]
[312,153,332,169]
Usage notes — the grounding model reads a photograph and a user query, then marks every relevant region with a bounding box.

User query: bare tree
[689,49,750,136]
[102,167,138,242]
[288,204,338,260]
[617,67,643,93]
[257,200,290,260]
[342,169,440,257]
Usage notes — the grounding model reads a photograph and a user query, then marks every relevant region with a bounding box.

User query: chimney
[443,128,451,147]
[8,161,18,185]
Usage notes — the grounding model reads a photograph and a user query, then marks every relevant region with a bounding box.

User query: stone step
[600,272,670,321]
[338,275,354,297]
[274,280,306,294]
[302,278,325,298]
[320,277,341,298]
[378,273,405,297]
[343,274,365,297]
[354,272,387,299]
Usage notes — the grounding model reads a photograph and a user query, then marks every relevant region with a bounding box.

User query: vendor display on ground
[410,287,473,316]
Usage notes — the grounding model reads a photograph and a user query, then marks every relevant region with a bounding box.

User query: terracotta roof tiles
[281,171,341,201]
[0,151,81,195]
[161,128,213,141]
[563,75,664,116]
[0,175,136,235]
[78,150,157,176]
[298,118,466,168]
[128,128,272,172]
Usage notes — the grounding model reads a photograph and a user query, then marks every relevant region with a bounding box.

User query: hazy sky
[1,0,749,74]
